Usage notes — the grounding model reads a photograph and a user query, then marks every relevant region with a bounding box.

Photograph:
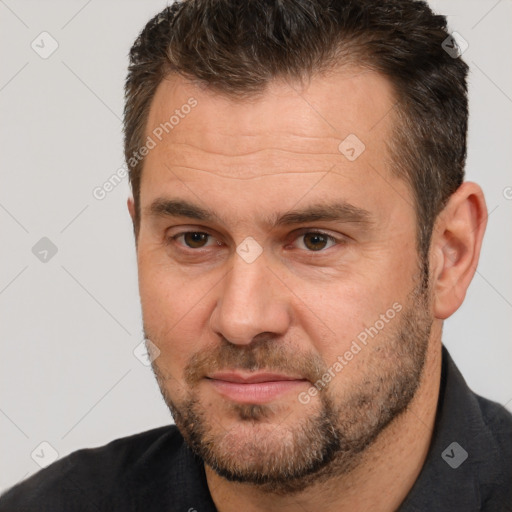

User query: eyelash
[167,230,343,253]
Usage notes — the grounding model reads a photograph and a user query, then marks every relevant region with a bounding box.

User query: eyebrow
[147,198,212,221]
[271,202,373,227]
[146,198,374,228]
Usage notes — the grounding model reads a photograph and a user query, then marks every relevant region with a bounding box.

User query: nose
[209,250,291,345]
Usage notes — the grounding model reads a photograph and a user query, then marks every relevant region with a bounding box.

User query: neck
[205,340,442,512]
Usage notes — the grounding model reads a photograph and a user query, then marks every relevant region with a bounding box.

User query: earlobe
[430,182,487,319]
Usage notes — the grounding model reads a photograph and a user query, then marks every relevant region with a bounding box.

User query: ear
[429,182,487,319]
[127,196,139,242]
[127,196,136,222]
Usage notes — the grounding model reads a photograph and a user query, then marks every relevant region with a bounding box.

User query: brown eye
[182,232,210,248]
[291,231,338,252]
[302,233,331,251]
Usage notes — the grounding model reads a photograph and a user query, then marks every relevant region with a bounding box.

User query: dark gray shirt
[1,346,511,511]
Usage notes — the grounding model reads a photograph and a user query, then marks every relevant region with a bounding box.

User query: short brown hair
[124,0,469,257]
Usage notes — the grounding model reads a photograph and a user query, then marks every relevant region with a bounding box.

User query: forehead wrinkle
[165,165,331,181]
[164,138,342,156]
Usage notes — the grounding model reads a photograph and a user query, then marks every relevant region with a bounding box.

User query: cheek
[289,258,415,365]
[138,243,196,320]
[137,255,215,371]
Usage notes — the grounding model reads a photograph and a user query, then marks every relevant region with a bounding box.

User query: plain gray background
[1,0,511,493]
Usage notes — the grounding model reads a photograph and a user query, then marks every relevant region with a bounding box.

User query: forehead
[145,68,396,164]
[139,68,411,226]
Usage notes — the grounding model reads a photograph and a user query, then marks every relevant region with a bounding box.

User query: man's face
[134,69,433,491]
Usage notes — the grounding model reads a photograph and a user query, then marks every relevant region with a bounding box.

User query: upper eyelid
[169,227,340,237]
[291,228,339,238]
[169,228,343,247]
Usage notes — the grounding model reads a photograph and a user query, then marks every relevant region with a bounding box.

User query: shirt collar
[398,345,501,511]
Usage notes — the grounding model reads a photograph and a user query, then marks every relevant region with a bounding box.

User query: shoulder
[476,393,512,442]
[441,349,512,510]
[0,425,187,512]
[399,347,512,511]
[474,394,512,509]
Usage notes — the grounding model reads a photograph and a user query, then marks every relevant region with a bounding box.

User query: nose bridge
[211,251,290,345]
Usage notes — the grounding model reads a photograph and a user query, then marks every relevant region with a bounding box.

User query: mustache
[183,337,328,386]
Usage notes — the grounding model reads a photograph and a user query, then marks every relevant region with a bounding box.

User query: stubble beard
[147,274,432,495]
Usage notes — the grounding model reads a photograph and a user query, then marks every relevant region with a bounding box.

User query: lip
[208,372,303,383]
[206,372,308,404]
